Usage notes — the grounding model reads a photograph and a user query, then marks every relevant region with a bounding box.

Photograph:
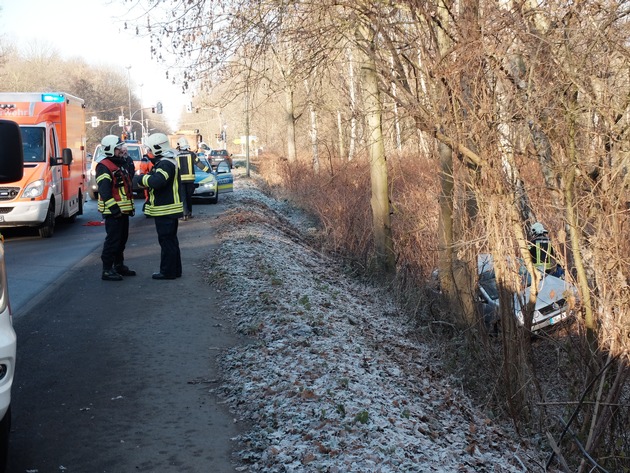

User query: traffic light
[91,116,99,128]
[118,115,125,127]
[156,102,163,114]
[151,106,155,113]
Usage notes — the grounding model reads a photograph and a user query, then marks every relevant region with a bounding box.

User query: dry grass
[251,152,630,472]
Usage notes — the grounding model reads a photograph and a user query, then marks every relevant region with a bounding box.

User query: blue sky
[0,0,185,129]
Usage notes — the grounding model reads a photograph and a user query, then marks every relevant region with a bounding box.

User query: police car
[193,158,233,204]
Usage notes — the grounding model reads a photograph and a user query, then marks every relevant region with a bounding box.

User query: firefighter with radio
[133,133,184,280]
[176,137,209,220]
[96,135,136,281]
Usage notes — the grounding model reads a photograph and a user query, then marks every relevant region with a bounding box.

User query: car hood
[516,273,572,311]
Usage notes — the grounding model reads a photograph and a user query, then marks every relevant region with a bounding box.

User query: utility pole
[126,65,132,135]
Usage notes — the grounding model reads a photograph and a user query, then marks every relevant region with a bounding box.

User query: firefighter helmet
[177,137,190,151]
[101,135,124,158]
[146,133,173,157]
[531,222,547,236]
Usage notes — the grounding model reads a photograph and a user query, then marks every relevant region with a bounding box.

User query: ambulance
[0,92,87,237]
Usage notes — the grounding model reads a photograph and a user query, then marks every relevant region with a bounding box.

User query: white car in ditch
[477,254,578,332]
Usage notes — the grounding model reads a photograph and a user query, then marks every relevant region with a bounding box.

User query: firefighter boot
[102,269,123,281]
[115,264,136,276]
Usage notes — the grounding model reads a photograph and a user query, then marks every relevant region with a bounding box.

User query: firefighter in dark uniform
[529,222,564,278]
[133,133,184,280]
[96,135,136,281]
[176,136,209,220]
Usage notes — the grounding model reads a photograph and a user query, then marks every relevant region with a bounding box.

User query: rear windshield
[126,146,142,162]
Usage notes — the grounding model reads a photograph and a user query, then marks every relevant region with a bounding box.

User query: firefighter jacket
[96,157,135,216]
[529,236,556,272]
[176,150,209,182]
[138,156,184,218]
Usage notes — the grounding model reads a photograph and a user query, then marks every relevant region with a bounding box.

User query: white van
[0,119,26,471]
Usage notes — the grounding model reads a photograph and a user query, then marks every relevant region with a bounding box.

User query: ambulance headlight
[23,179,45,198]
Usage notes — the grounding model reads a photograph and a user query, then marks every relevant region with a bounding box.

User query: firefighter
[176,136,209,220]
[529,222,564,278]
[133,133,184,280]
[96,135,136,281]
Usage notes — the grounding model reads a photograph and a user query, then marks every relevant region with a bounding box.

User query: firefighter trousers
[101,214,130,270]
[181,181,195,216]
[154,216,182,277]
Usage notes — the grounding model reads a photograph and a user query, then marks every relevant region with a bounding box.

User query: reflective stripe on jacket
[176,151,197,182]
[141,157,184,217]
[530,237,555,272]
[96,158,135,215]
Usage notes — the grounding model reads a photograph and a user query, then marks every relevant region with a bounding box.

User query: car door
[215,161,233,193]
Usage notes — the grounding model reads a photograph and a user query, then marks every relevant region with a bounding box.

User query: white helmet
[177,137,190,151]
[101,135,124,158]
[531,222,547,236]
[147,133,174,157]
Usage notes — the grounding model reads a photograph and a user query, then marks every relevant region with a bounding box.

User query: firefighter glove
[110,204,122,218]
[132,174,146,188]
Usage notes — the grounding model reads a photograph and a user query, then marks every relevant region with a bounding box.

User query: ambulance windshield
[21,127,46,163]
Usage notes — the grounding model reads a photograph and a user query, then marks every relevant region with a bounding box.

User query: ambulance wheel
[38,203,56,238]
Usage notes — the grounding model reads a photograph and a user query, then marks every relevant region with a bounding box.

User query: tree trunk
[285,85,297,161]
[356,23,395,275]
[304,78,319,173]
[347,46,357,161]
[336,110,345,160]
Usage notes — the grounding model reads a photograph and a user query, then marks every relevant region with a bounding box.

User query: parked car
[0,119,26,470]
[193,158,233,204]
[87,140,149,200]
[477,254,578,332]
[209,149,233,169]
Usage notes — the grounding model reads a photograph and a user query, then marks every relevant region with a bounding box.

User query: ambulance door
[48,127,63,215]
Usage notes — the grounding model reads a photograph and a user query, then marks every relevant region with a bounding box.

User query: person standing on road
[133,133,184,280]
[96,135,136,281]
[176,137,209,221]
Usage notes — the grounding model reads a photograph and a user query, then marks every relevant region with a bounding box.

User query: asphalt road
[5,199,247,472]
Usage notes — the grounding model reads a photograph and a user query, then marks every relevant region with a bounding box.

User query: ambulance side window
[49,128,59,161]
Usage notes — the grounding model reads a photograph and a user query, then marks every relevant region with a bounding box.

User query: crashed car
[193,158,233,204]
[477,254,577,332]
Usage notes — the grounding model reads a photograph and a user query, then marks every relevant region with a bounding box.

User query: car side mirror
[0,119,24,182]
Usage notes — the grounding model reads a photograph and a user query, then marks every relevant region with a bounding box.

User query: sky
[0,0,187,130]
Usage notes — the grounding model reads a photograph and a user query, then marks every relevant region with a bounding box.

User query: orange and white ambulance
[0,92,87,237]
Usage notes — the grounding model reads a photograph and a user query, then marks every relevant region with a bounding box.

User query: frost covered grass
[205,173,551,472]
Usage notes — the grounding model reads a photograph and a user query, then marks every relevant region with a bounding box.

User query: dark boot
[115,264,136,276]
[102,269,123,281]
